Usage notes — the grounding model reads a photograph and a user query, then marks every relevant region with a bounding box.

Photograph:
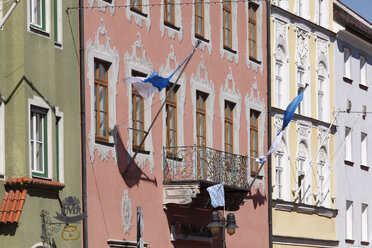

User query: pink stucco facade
[84,1,269,247]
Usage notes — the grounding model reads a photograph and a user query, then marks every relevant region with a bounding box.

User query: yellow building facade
[270,0,337,247]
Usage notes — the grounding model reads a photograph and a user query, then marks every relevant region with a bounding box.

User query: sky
[339,0,372,23]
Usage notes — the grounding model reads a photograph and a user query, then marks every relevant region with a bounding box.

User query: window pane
[100,112,107,137]
[37,142,43,172]
[99,86,107,111]
[36,113,42,142]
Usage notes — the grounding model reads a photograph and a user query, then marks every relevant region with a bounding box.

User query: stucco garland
[125,0,151,31]
[88,0,116,15]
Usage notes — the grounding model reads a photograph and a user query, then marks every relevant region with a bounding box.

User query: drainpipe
[266,1,273,248]
[78,0,88,247]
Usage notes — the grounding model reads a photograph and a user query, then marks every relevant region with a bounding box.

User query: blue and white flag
[122,54,190,99]
[257,90,305,165]
[207,183,225,208]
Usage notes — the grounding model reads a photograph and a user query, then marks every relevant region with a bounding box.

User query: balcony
[163,146,250,210]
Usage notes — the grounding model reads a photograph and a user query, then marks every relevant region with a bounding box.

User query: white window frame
[345,127,352,162]
[296,67,306,115]
[54,0,63,46]
[28,96,53,179]
[191,0,212,54]
[362,204,368,242]
[361,132,367,166]
[346,200,353,240]
[296,0,309,19]
[360,55,367,86]
[344,47,351,79]
[55,108,64,183]
[125,0,151,31]
[317,75,325,121]
[0,101,5,180]
[274,151,284,199]
[28,0,51,34]
[275,60,284,108]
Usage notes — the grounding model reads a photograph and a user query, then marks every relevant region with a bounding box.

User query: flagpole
[123,41,201,175]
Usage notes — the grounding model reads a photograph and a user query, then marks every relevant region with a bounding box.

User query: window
[346,201,353,239]
[275,152,283,199]
[224,101,234,154]
[55,110,64,183]
[94,60,110,142]
[195,0,204,38]
[103,0,113,3]
[250,110,259,175]
[318,161,325,205]
[132,71,146,151]
[166,85,178,156]
[54,0,62,45]
[248,3,258,60]
[360,56,366,85]
[275,61,283,108]
[297,158,305,203]
[131,0,142,12]
[196,91,207,148]
[361,133,367,166]
[298,0,303,17]
[345,127,352,162]
[362,204,368,242]
[164,0,175,26]
[344,48,351,78]
[222,0,232,49]
[30,0,45,30]
[297,68,305,115]
[30,107,48,178]
[318,76,324,121]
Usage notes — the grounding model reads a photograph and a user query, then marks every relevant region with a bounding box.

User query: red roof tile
[0,177,65,225]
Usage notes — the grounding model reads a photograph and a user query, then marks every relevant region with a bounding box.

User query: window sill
[249,57,261,65]
[95,139,115,147]
[164,22,180,32]
[359,83,368,91]
[361,241,370,246]
[132,147,150,155]
[54,42,62,49]
[130,8,148,18]
[223,46,237,55]
[360,164,369,171]
[345,239,355,244]
[250,174,263,180]
[344,160,354,166]
[195,34,209,43]
[343,77,353,84]
[29,26,50,38]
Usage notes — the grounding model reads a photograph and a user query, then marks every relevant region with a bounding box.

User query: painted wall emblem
[61,225,80,241]
[122,189,133,233]
[54,196,87,223]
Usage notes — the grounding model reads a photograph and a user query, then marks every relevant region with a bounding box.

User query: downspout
[266,1,273,248]
[78,0,88,247]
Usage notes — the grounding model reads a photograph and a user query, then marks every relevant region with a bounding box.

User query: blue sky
[339,0,372,23]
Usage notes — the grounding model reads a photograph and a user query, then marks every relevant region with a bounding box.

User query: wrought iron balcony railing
[163,146,249,190]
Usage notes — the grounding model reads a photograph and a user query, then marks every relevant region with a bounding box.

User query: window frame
[275,60,284,108]
[361,132,367,166]
[222,0,232,50]
[224,101,234,154]
[30,0,46,31]
[362,203,369,242]
[94,59,110,143]
[53,0,62,46]
[29,106,48,178]
[346,200,353,240]
[195,0,204,38]
[345,127,352,162]
[297,157,306,203]
[317,75,325,121]
[130,0,142,13]
[132,80,146,151]
[196,91,207,148]
[297,67,305,115]
[165,84,178,156]
[360,55,367,86]
[275,152,284,199]
[0,101,4,180]
[164,0,175,26]
[250,110,260,176]
[248,2,258,60]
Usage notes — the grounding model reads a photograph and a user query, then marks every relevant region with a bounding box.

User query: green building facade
[0,0,81,247]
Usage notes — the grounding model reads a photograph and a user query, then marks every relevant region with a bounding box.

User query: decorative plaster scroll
[125,0,151,31]
[219,67,242,154]
[274,19,288,60]
[245,79,266,192]
[121,190,132,234]
[296,120,311,143]
[159,45,187,166]
[163,184,200,205]
[317,38,329,77]
[86,18,119,163]
[190,56,215,148]
[88,0,116,15]
[160,0,183,41]
[295,28,310,68]
[124,32,155,173]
